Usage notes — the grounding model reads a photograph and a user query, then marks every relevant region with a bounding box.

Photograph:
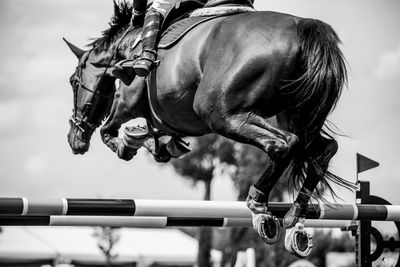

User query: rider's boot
[131,0,147,28]
[132,8,163,77]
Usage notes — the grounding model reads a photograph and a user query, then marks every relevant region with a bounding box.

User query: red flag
[356,153,379,173]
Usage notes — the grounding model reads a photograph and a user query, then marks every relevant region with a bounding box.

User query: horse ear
[63,37,85,59]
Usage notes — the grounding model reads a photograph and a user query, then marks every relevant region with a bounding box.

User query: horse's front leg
[100,79,148,160]
[283,136,339,257]
[100,92,141,160]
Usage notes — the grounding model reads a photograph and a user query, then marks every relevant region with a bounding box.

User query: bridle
[69,28,131,141]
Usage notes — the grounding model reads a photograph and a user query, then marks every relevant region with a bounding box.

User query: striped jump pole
[0,215,353,229]
[1,198,400,221]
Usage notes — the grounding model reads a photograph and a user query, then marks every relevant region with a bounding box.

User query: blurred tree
[93,227,120,267]
[171,134,236,267]
[306,230,355,267]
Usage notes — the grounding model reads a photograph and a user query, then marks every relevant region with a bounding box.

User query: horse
[65,2,353,257]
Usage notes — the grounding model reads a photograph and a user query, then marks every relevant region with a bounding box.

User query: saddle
[128,0,255,51]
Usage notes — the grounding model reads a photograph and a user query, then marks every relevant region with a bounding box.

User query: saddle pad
[190,6,255,17]
[158,16,217,49]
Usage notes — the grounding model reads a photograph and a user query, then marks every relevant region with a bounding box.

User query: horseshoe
[285,219,313,258]
[253,213,281,244]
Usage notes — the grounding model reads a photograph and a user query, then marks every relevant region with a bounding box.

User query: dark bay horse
[65,2,353,257]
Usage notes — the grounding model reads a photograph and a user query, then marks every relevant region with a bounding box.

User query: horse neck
[116,27,142,59]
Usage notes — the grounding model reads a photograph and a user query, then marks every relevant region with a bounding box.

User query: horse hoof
[154,154,171,163]
[117,144,137,161]
[284,221,313,258]
[253,213,281,244]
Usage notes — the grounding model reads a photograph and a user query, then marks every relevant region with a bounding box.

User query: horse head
[64,38,117,154]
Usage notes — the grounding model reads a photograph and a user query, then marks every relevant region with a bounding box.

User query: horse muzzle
[67,126,91,154]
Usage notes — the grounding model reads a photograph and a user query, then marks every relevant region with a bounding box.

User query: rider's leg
[131,0,148,28]
[132,7,164,76]
[115,0,172,83]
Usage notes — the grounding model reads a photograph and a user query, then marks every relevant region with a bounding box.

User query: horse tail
[283,18,351,198]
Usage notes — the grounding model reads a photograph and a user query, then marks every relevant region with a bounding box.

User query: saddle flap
[158,16,217,49]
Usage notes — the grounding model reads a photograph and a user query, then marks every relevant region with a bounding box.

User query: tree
[93,227,120,267]
[171,134,236,267]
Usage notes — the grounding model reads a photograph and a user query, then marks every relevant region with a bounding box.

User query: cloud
[374,44,400,80]
[0,101,23,125]
[24,154,47,176]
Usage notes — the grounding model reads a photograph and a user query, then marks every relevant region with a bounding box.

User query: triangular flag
[357,153,379,173]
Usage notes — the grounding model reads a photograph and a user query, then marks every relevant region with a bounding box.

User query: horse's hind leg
[284,135,338,227]
[283,135,338,257]
[195,107,299,243]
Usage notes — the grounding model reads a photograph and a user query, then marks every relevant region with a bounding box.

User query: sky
[0,1,399,207]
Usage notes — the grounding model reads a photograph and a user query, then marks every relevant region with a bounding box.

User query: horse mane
[88,1,133,51]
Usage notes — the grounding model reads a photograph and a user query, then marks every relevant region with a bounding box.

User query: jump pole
[0,215,352,229]
[1,198,400,222]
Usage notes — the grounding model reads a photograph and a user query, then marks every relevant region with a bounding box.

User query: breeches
[151,0,175,17]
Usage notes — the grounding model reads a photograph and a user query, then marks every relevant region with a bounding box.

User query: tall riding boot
[132,8,163,77]
[131,0,147,28]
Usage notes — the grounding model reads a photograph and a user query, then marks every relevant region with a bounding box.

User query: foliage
[171,134,236,186]
[215,228,355,267]
[170,134,236,267]
[92,227,120,267]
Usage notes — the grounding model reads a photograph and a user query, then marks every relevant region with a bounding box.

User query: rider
[125,0,255,78]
